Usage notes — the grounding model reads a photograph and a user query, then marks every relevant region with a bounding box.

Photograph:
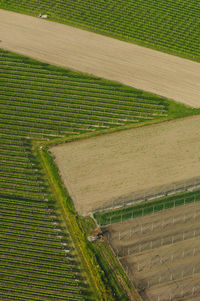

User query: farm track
[0,9,200,107]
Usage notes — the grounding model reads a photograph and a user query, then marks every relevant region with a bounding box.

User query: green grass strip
[94,189,200,226]
[38,147,116,301]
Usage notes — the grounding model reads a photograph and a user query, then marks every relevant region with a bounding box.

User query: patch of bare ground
[103,202,200,300]
[1,9,200,108]
[51,115,200,215]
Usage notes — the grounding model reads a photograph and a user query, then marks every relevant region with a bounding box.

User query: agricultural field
[0,51,94,300]
[103,201,200,300]
[51,115,200,216]
[0,0,200,62]
[1,9,200,108]
[0,1,200,299]
[0,47,190,300]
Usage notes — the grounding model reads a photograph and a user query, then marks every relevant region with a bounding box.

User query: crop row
[0,194,53,205]
[0,111,110,130]
[0,76,166,106]
[1,277,83,294]
[0,105,144,125]
[0,93,165,118]
[0,124,70,138]
[0,197,49,208]
[1,96,165,118]
[0,270,82,288]
[0,77,166,109]
[0,202,50,216]
[0,261,78,279]
[0,241,69,258]
[94,189,200,226]
[0,285,85,301]
[1,254,78,272]
[0,77,165,105]
[0,225,66,242]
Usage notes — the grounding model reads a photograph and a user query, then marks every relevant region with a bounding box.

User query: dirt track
[51,115,200,215]
[0,9,200,108]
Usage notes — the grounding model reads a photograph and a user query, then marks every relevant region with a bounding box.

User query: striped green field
[0,48,199,300]
[0,0,199,61]
[94,190,200,226]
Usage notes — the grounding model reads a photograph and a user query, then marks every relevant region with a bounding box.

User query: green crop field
[94,189,200,226]
[0,48,199,300]
[1,0,200,62]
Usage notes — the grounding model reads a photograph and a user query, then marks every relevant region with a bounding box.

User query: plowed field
[51,115,200,215]
[103,202,200,300]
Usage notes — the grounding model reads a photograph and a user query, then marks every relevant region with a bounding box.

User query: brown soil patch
[104,202,200,300]
[51,115,200,215]
[0,9,200,107]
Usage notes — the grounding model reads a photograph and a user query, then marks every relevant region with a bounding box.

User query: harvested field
[51,115,200,215]
[1,9,200,108]
[103,202,200,300]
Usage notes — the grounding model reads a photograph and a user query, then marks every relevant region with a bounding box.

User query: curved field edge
[1,48,199,125]
[0,1,199,63]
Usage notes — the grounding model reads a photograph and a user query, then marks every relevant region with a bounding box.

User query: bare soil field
[1,9,200,108]
[51,115,200,215]
[103,202,200,300]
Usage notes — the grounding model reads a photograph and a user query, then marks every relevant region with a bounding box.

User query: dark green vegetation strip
[38,148,135,300]
[0,48,199,300]
[94,190,200,226]
[39,148,120,300]
[1,0,200,61]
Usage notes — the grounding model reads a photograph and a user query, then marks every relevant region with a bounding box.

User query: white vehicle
[39,14,48,19]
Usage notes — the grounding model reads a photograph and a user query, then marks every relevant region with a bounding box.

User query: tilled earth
[103,202,200,300]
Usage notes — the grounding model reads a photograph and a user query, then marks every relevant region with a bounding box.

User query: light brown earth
[51,115,200,215]
[104,202,200,300]
[0,9,200,108]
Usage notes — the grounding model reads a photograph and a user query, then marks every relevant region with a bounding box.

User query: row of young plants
[1,0,199,61]
[94,189,200,226]
[0,58,168,97]
[0,285,85,301]
[0,48,199,300]
[0,63,168,124]
[0,94,166,117]
[0,107,141,127]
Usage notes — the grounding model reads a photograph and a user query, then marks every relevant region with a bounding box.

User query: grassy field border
[37,147,112,300]
[36,145,132,300]
[94,189,200,226]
